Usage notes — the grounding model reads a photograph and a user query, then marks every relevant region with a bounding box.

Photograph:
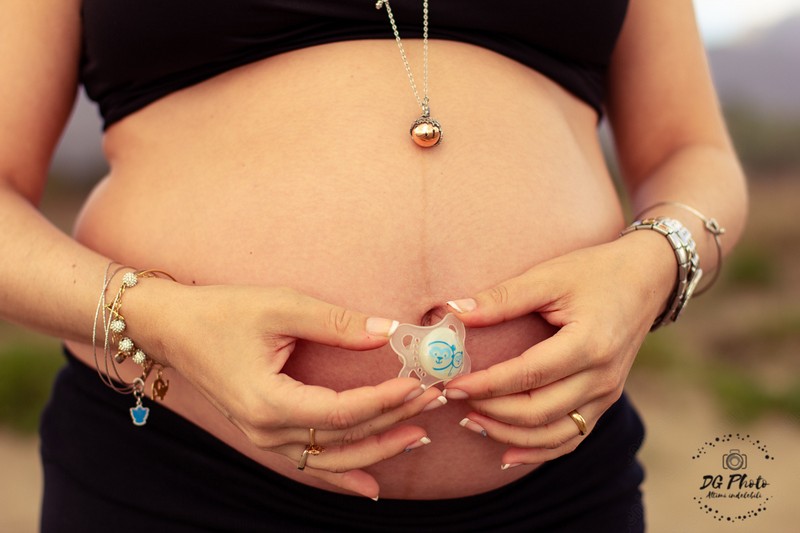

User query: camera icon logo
[723,449,747,470]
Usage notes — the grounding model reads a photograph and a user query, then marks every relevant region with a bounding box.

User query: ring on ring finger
[568,410,587,436]
[297,428,326,470]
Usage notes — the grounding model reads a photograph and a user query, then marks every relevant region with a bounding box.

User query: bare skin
[65,39,622,498]
[0,0,747,502]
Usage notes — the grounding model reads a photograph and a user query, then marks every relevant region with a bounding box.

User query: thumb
[446,270,555,327]
[277,289,399,350]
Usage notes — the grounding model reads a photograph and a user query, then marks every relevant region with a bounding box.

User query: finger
[317,384,444,443]
[443,325,584,400]
[263,373,440,432]
[500,435,584,469]
[274,288,398,350]
[445,263,561,328]
[498,401,603,467]
[465,371,605,427]
[461,402,596,451]
[261,384,444,446]
[475,412,580,451]
[280,425,432,487]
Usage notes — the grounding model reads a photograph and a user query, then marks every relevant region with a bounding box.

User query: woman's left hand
[442,232,675,468]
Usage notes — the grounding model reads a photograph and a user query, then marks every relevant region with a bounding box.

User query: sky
[693,0,800,45]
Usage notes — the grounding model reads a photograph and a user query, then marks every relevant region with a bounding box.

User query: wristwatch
[621,217,703,330]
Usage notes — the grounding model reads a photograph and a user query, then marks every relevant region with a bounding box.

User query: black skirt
[40,349,645,532]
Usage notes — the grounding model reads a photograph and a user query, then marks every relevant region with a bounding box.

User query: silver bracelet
[636,201,726,295]
[620,217,703,330]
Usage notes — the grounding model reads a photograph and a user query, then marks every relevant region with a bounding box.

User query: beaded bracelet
[93,263,175,426]
[620,217,703,330]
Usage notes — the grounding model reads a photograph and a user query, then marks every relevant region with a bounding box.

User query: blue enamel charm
[130,404,150,426]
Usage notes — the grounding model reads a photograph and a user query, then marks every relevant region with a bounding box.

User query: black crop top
[80,0,629,129]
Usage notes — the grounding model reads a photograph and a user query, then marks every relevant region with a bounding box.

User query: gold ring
[297,428,326,470]
[569,410,587,436]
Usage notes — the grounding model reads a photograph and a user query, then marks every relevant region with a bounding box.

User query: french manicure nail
[501,463,523,470]
[404,384,426,402]
[366,317,400,337]
[404,436,432,452]
[446,299,477,313]
[459,417,488,437]
[443,388,469,400]
[423,395,447,412]
[371,495,380,502]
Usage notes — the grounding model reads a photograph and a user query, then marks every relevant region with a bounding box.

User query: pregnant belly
[67,161,623,499]
[66,41,625,498]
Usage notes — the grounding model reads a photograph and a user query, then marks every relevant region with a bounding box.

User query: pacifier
[389,313,471,389]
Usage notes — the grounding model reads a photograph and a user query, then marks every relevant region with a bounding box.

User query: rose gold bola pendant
[410,115,443,148]
[377,0,443,149]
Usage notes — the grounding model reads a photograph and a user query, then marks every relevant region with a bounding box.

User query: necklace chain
[376,0,430,117]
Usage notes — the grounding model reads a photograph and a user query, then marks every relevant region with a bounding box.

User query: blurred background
[1,2,798,531]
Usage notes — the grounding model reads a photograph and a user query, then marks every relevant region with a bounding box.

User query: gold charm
[151,369,169,401]
[140,358,155,380]
[410,116,443,148]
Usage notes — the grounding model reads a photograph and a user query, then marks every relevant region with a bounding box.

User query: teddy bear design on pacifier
[389,313,471,389]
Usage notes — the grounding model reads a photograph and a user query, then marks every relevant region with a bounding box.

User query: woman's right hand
[128,281,445,500]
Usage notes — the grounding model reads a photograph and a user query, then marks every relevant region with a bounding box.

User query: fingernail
[404,384,425,402]
[404,436,432,452]
[366,317,400,337]
[423,395,447,412]
[459,417,488,437]
[501,463,523,470]
[446,299,477,313]
[371,495,380,502]
[443,388,469,400]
